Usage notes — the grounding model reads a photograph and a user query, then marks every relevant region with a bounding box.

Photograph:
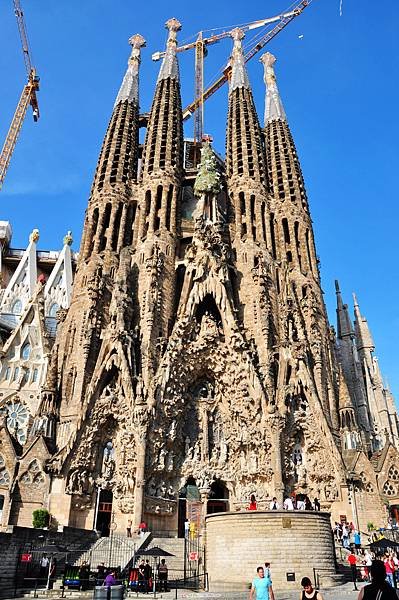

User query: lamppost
[347,472,360,532]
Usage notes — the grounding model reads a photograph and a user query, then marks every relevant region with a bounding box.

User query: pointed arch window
[12,299,22,315]
[21,343,31,360]
[49,303,59,318]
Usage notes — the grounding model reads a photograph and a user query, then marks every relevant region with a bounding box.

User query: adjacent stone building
[0,20,398,535]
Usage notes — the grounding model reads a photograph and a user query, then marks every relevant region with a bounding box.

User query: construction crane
[153,0,310,144]
[0,0,40,191]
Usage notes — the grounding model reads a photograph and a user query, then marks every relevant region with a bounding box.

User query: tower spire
[335,280,353,339]
[230,28,250,91]
[260,52,286,124]
[157,18,181,82]
[88,34,145,199]
[261,51,317,277]
[114,34,146,106]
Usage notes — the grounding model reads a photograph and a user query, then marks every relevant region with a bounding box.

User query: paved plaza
[1,582,366,600]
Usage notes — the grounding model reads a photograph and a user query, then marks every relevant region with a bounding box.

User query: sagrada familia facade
[0,19,398,535]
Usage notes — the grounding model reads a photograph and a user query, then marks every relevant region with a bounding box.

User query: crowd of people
[95,558,168,593]
[249,558,399,600]
[247,493,321,511]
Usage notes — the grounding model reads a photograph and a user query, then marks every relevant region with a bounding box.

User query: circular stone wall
[205,510,337,591]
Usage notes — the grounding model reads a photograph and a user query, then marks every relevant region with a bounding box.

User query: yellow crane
[153,0,311,144]
[0,0,40,191]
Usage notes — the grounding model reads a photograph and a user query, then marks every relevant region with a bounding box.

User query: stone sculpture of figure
[185,436,192,458]
[200,312,219,338]
[166,452,174,471]
[168,420,177,441]
[147,477,157,496]
[158,447,166,469]
[219,440,228,465]
[103,455,115,481]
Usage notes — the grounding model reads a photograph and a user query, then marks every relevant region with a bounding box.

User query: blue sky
[0,0,398,406]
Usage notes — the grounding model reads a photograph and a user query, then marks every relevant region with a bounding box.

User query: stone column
[199,488,210,532]
[133,400,148,528]
[269,413,285,504]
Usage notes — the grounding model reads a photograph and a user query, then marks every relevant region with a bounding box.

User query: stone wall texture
[205,510,337,591]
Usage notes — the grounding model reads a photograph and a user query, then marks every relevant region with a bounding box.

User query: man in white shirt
[283,497,294,510]
[269,497,279,510]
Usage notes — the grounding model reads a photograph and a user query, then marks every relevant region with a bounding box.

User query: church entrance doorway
[178,477,201,538]
[207,480,229,514]
[95,489,113,537]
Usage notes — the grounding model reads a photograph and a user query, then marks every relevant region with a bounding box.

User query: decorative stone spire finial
[157,18,182,82]
[63,231,73,246]
[114,33,146,107]
[230,28,250,91]
[29,228,39,244]
[260,52,286,125]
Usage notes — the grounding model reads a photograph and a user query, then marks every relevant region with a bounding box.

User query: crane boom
[0,81,38,189]
[13,0,33,77]
[181,0,310,122]
[0,0,40,191]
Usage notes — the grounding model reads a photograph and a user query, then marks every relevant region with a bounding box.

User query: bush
[32,508,50,529]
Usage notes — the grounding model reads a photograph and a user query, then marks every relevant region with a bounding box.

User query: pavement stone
[1,582,366,600]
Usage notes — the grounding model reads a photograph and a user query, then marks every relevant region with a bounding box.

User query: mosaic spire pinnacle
[229,28,250,91]
[260,52,286,125]
[157,18,181,82]
[114,34,146,107]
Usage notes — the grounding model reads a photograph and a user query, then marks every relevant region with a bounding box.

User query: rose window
[6,402,29,444]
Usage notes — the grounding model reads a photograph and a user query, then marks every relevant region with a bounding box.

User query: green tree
[32,508,50,529]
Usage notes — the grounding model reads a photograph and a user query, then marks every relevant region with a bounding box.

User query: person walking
[300,577,324,599]
[158,559,168,592]
[126,519,132,538]
[348,550,359,590]
[384,554,396,588]
[144,559,152,593]
[354,530,362,553]
[357,560,399,599]
[249,566,274,600]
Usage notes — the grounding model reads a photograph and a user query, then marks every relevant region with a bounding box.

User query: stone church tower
[1,19,398,534]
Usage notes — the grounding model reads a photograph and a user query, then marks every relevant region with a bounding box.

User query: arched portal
[207,479,229,514]
[95,489,113,537]
[178,477,200,538]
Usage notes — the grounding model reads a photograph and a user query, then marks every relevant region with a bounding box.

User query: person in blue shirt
[354,531,361,552]
[249,566,275,600]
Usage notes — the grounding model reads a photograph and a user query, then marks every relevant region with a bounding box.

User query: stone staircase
[149,537,186,581]
[78,532,151,570]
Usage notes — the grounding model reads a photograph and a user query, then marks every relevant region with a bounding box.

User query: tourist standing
[342,523,350,549]
[296,496,306,510]
[314,498,321,511]
[283,496,294,510]
[269,497,279,510]
[264,562,271,580]
[300,576,324,600]
[39,555,49,581]
[384,554,396,588]
[126,519,132,538]
[348,550,359,590]
[104,571,117,587]
[249,566,275,600]
[184,518,190,539]
[357,560,399,599]
[138,560,146,592]
[158,559,168,592]
[144,559,152,592]
[249,494,257,510]
[354,530,361,553]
